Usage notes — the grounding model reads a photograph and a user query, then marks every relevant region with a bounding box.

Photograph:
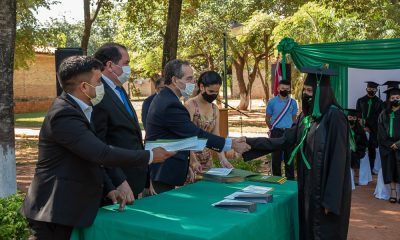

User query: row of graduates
[355,81,400,203]
[243,73,400,239]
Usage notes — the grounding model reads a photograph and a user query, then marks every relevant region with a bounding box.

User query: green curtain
[277,37,400,106]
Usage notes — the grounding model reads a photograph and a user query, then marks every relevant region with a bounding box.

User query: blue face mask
[178,81,196,97]
[113,64,131,84]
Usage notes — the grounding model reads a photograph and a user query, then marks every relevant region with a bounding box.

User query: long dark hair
[302,74,341,117]
[196,71,223,94]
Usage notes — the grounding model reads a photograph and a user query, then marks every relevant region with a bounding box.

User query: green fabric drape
[277,37,400,107]
[70,181,299,240]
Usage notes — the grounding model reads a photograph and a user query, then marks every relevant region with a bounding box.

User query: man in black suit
[20,56,174,240]
[142,77,165,130]
[92,43,151,201]
[146,59,251,193]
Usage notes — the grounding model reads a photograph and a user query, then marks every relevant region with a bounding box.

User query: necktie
[115,86,134,117]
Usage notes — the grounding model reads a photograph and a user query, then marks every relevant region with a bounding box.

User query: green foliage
[0,193,30,240]
[15,0,55,69]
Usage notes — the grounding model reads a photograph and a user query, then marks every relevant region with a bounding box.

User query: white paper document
[206,168,233,176]
[145,136,207,152]
[241,185,273,194]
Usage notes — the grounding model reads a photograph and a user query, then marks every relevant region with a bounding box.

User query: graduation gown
[377,109,400,184]
[350,124,368,169]
[244,106,352,240]
[356,95,383,148]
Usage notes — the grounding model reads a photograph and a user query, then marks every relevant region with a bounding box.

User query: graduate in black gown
[346,109,368,183]
[243,67,352,240]
[356,81,383,171]
[377,87,400,203]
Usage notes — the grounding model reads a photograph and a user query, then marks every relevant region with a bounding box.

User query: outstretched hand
[232,137,251,154]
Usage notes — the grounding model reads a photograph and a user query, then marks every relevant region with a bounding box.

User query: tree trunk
[81,0,103,55]
[0,0,17,198]
[161,0,182,71]
[234,57,248,110]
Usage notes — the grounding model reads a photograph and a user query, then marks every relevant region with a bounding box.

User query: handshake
[151,137,251,164]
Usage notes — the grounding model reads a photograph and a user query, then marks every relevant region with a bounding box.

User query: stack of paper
[212,199,256,213]
[202,168,258,183]
[224,192,273,204]
[145,136,207,152]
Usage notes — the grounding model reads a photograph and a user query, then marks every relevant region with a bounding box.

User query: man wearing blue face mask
[145,59,251,193]
[92,43,152,204]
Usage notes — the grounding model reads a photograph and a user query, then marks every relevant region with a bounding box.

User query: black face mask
[202,92,218,103]
[367,90,376,97]
[279,90,290,97]
[391,100,400,108]
[348,119,357,126]
[302,93,313,107]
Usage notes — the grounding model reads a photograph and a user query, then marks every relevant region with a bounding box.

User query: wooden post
[219,108,229,137]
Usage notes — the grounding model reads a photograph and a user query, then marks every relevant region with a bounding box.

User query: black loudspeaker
[271,63,291,91]
[55,48,83,96]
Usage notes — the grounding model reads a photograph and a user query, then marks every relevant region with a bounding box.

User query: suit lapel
[102,78,143,141]
[61,92,96,133]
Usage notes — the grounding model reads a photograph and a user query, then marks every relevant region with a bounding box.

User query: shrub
[0,193,30,240]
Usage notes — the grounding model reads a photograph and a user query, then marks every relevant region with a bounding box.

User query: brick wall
[14,53,56,113]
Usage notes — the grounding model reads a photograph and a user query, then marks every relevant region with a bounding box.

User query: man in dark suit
[20,56,174,240]
[142,77,165,130]
[146,59,251,193]
[92,43,151,201]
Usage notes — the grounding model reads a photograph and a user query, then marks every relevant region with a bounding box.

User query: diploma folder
[233,193,273,204]
[201,169,258,183]
[212,199,257,213]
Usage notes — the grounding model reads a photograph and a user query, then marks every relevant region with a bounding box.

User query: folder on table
[212,199,257,213]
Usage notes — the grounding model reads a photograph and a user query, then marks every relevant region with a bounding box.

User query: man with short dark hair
[146,59,251,193]
[142,77,165,130]
[265,80,298,179]
[20,56,174,240]
[93,42,150,201]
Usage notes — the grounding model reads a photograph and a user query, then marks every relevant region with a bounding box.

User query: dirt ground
[15,99,400,239]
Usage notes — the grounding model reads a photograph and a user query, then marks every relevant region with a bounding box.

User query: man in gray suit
[20,56,174,240]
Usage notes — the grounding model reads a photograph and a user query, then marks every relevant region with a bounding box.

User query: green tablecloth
[70,180,298,240]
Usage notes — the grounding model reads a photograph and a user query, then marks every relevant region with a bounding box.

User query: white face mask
[84,83,105,106]
[113,64,131,84]
[178,81,196,97]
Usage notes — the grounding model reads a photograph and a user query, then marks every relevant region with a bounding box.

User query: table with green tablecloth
[70,180,298,240]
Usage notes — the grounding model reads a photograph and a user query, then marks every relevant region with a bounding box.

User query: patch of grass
[15,112,46,128]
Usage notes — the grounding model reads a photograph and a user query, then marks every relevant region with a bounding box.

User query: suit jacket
[145,87,225,186]
[92,78,148,195]
[141,93,156,130]
[20,92,150,227]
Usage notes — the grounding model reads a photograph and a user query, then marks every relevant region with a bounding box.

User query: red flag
[273,60,282,96]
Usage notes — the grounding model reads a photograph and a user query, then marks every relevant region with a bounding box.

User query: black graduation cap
[344,108,361,118]
[301,66,338,118]
[383,87,400,97]
[365,81,380,88]
[382,81,400,89]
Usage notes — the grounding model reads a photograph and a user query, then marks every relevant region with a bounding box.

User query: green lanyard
[349,128,356,152]
[389,112,395,138]
[367,99,372,119]
[288,116,312,170]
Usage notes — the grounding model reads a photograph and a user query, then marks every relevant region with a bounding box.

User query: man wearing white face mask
[92,43,154,203]
[20,56,175,239]
[146,59,252,193]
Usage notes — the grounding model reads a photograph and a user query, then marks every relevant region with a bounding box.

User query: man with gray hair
[145,59,251,193]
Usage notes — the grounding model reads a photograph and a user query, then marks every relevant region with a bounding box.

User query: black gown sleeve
[242,125,298,161]
[321,110,349,215]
